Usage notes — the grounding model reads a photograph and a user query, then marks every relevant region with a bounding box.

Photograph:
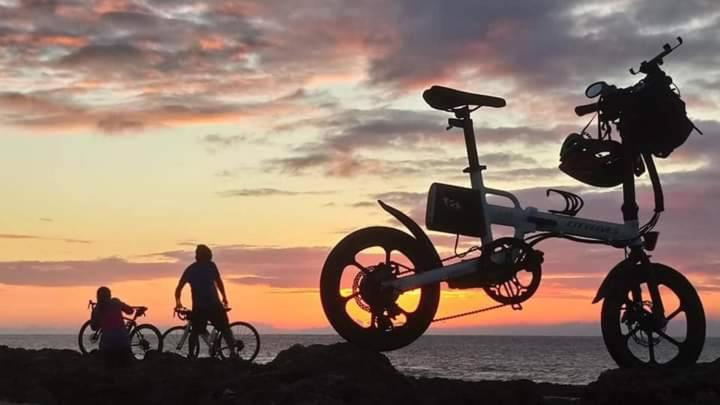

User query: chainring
[481,238,543,305]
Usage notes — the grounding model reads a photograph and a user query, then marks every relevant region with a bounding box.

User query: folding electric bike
[320,38,705,368]
[78,300,163,359]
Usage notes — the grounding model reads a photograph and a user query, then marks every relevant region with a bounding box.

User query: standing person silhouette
[90,286,135,367]
[175,244,238,358]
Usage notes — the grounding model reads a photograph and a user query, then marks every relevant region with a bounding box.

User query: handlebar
[630,37,683,75]
[173,306,232,320]
[575,102,599,117]
[87,300,148,315]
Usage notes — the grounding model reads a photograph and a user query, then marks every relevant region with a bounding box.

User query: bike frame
[171,320,220,355]
[386,107,661,294]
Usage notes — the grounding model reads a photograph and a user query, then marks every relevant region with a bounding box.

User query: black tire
[130,324,163,360]
[78,320,101,354]
[601,263,705,367]
[161,325,199,358]
[217,322,260,362]
[320,226,441,351]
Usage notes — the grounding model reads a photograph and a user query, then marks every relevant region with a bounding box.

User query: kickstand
[511,303,523,311]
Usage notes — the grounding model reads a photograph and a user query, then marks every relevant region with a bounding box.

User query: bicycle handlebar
[630,37,682,75]
[173,306,232,320]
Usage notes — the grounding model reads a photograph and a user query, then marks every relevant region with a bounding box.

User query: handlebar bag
[619,83,693,158]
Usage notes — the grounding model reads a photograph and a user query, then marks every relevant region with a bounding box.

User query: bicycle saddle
[423,85,506,111]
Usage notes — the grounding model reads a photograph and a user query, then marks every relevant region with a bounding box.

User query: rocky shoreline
[0,343,717,404]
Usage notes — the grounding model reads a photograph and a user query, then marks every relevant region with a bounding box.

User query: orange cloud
[199,36,228,51]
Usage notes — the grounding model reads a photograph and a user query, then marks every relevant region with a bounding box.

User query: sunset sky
[1,0,719,335]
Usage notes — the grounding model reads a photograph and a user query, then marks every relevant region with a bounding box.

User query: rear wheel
[320,226,440,351]
[601,263,705,367]
[130,324,163,360]
[218,322,260,362]
[78,320,101,354]
[161,326,198,358]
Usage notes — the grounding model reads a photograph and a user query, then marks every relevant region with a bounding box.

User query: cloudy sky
[1,0,719,335]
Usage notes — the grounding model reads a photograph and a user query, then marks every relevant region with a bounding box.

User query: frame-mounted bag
[426,183,486,237]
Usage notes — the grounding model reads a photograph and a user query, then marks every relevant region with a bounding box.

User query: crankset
[447,238,543,305]
[482,238,543,305]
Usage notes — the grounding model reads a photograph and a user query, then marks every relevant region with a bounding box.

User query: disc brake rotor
[624,300,664,347]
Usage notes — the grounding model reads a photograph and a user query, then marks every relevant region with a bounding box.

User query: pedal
[546,189,584,216]
[511,303,523,311]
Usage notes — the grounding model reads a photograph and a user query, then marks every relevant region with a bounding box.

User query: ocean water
[1,334,718,385]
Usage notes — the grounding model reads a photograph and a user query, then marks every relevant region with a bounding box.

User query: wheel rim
[162,327,193,358]
[79,321,101,354]
[604,265,705,367]
[131,326,161,359]
[221,323,259,361]
[321,228,439,350]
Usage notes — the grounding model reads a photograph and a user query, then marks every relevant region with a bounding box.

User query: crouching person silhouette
[175,244,238,358]
[90,286,133,367]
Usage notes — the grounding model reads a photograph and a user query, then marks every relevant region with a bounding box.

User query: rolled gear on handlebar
[574,102,599,117]
[561,37,700,189]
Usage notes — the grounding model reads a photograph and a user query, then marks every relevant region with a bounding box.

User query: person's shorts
[191,305,230,333]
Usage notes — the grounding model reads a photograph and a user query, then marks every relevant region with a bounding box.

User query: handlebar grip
[575,102,599,117]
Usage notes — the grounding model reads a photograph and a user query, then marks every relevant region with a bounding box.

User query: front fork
[629,247,666,327]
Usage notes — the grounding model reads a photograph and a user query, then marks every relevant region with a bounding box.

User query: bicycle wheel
[218,322,260,362]
[161,325,199,358]
[78,320,102,354]
[320,226,441,351]
[601,263,705,367]
[129,324,163,360]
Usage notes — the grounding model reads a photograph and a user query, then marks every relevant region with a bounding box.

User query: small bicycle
[162,307,260,362]
[78,300,163,359]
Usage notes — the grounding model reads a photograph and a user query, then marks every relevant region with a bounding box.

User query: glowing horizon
[1,0,720,336]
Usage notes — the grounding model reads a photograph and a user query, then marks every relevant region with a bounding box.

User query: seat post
[454,108,492,243]
[454,108,485,173]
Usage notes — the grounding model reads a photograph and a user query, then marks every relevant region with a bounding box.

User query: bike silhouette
[162,307,260,362]
[320,38,705,368]
[78,300,163,359]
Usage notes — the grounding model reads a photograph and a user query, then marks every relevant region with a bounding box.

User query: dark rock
[581,361,720,405]
[0,343,716,405]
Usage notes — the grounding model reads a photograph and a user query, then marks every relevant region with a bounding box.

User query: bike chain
[432,302,522,323]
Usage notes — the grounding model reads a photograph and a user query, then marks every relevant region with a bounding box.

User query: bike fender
[377,200,442,267]
[592,258,640,303]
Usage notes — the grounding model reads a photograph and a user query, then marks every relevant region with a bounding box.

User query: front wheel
[320,226,441,351]
[217,322,260,362]
[78,320,101,354]
[161,325,198,358]
[130,324,163,359]
[601,263,705,367]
